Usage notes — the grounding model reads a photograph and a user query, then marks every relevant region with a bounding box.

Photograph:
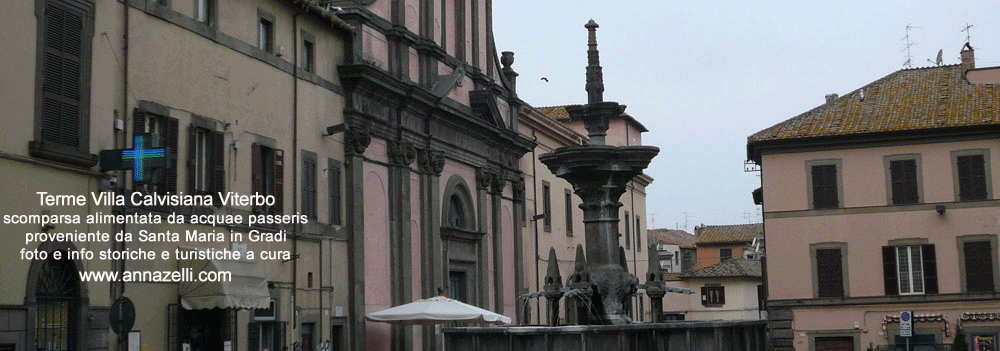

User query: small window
[542,181,551,232]
[302,155,317,219]
[719,248,733,262]
[883,244,937,296]
[636,215,642,252]
[624,211,631,249]
[564,189,573,236]
[302,34,316,73]
[328,159,342,225]
[252,144,284,214]
[964,241,995,293]
[191,128,211,193]
[815,248,844,298]
[811,164,840,209]
[307,272,313,289]
[701,285,725,306]
[258,9,275,53]
[889,159,919,204]
[957,154,989,201]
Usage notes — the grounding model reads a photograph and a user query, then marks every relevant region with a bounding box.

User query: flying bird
[540,77,549,82]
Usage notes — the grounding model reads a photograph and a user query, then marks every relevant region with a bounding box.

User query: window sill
[29,141,98,168]
[703,304,724,308]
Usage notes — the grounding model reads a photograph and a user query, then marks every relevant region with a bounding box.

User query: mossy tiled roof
[749,65,1000,142]
[680,258,761,279]
[695,223,761,245]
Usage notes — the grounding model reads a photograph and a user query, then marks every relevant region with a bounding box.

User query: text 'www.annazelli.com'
[78,269,231,282]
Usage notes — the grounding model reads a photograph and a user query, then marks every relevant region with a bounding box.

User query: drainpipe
[626,122,638,319]
[292,10,301,332]
[531,132,540,324]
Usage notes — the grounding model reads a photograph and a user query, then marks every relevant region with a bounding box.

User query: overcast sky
[493,0,1000,232]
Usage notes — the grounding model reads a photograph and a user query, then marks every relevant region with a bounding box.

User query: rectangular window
[32,0,96,166]
[636,215,642,252]
[542,181,551,232]
[958,154,988,201]
[187,121,223,199]
[625,211,631,249]
[889,159,919,204]
[811,164,839,209]
[249,322,285,351]
[882,244,937,295]
[328,159,342,225]
[815,248,844,298]
[719,248,733,262]
[302,155,317,219]
[965,241,995,293]
[449,271,467,302]
[701,285,725,306]
[258,9,275,53]
[252,144,284,215]
[193,129,210,192]
[301,31,315,73]
[564,189,573,236]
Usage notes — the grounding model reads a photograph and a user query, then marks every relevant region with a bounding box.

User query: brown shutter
[41,2,84,148]
[959,155,988,201]
[816,248,844,298]
[922,244,938,294]
[329,160,341,225]
[718,286,725,305]
[187,125,197,194]
[252,144,262,213]
[132,109,146,135]
[165,117,179,194]
[890,160,919,204]
[882,246,898,295]
[812,165,839,209]
[700,286,708,306]
[212,131,225,204]
[965,241,995,293]
[273,149,284,215]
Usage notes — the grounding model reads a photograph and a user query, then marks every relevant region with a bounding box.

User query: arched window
[35,252,79,351]
[448,194,466,229]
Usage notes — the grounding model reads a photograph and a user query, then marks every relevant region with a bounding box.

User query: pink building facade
[749,47,1000,351]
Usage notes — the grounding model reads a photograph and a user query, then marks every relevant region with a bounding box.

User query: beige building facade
[748,46,1000,351]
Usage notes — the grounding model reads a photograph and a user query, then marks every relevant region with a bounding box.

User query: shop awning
[177,249,270,310]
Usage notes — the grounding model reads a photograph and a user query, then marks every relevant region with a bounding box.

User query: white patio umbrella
[365,296,512,325]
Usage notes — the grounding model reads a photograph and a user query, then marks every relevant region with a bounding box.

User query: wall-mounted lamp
[936,205,946,215]
[531,213,546,222]
[323,123,349,137]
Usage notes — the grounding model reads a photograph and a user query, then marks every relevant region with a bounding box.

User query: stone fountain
[538,19,659,325]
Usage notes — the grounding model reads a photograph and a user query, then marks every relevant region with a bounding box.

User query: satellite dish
[935,49,943,66]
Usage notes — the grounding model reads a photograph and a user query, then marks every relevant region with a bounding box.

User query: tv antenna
[962,23,974,45]
[901,24,921,68]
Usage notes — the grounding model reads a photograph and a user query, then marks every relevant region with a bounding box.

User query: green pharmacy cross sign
[100,134,171,183]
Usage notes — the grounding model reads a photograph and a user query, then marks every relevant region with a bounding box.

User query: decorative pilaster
[344,127,370,351]
[416,148,444,351]
[386,140,415,350]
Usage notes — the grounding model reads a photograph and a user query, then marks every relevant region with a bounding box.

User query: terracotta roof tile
[648,229,697,249]
[680,258,761,279]
[749,65,1000,142]
[536,105,650,132]
[695,223,761,245]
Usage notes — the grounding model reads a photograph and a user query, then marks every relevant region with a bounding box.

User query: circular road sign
[109,297,136,336]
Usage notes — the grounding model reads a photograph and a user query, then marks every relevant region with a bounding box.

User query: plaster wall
[686,279,762,321]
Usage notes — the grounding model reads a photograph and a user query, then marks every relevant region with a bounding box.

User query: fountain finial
[585,19,604,104]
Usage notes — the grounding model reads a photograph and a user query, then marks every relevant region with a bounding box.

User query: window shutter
[882,246,898,295]
[718,286,725,305]
[41,2,84,148]
[700,286,707,306]
[921,244,938,294]
[132,109,145,135]
[273,149,284,215]
[329,161,341,225]
[165,117,179,194]
[958,155,988,201]
[971,155,988,199]
[816,248,844,298]
[277,322,287,351]
[890,160,919,204]
[212,131,225,203]
[965,241,995,293]
[252,144,262,213]
[187,125,197,194]
[812,165,839,209]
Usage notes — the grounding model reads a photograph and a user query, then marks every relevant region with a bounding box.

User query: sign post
[900,310,913,350]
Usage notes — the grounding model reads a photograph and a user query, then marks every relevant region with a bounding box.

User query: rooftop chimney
[961,43,975,71]
[825,93,839,103]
